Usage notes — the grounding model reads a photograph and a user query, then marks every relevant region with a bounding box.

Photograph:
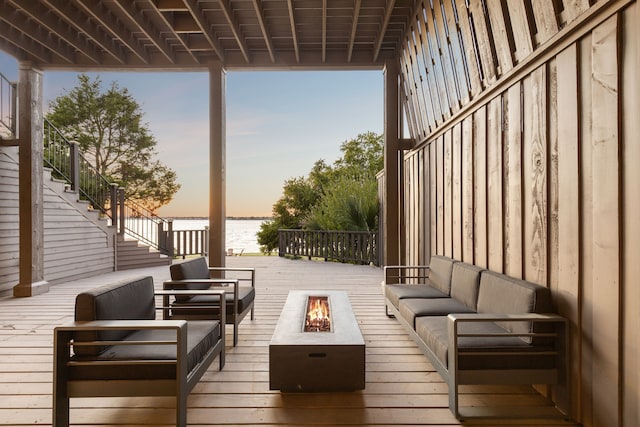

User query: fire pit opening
[304,296,331,332]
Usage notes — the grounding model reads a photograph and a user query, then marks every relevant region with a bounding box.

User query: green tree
[46,74,180,212]
[257,131,383,253]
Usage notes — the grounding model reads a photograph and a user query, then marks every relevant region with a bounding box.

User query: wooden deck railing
[278,229,378,265]
[171,226,209,259]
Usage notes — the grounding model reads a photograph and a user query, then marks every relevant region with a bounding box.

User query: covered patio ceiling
[0,0,415,70]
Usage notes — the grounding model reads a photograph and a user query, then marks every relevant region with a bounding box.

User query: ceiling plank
[43,0,127,65]
[0,3,73,64]
[322,0,327,63]
[373,0,396,62]
[219,0,250,63]
[75,0,150,64]
[112,0,175,64]
[286,0,300,63]
[147,1,199,64]
[183,0,225,61]
[251,0,275,63]
[0,23,52,64]
[347,0,362,62]
[8,0,102,65]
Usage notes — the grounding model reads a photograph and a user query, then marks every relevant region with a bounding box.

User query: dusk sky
[0,51,383,217]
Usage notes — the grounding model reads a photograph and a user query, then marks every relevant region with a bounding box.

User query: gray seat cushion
[385,284,449,309]
[415,316,555,370]
[170,285,256,318]
[74,276,156,356]
[399,298,475,328]
[69,320,220,380]
[169,257,213,300]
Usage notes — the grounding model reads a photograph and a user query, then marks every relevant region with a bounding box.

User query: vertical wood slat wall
[396,1,639,426]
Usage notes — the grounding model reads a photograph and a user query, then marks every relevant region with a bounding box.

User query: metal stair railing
[0,71,17,138]
[43,118,173,256]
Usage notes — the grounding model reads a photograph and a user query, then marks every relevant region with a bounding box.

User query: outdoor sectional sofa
[382,256,570,419]
[52,276,226,427]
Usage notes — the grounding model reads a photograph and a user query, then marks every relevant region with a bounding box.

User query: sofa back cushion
[169,257,212,300]
[428,256,455,295]
[477,271,552,343]
[450,262,484,310]
[74,276,156,356]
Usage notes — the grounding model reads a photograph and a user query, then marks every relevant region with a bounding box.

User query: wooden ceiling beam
[0,23,52,64]
[0,3,73,63]
[75,0,150,64]
[147,1,199,64]
[251,0,275,63]
[8,0,102,65]
[183,0,225,61]
[219,0,250,63]
[322,0,327,63]
[43,0,127,65]
[373,0,396,62]
[347,0,362,62]
[112,0,175,64]
[286,0,300,63]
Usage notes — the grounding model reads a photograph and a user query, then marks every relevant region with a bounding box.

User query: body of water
[172,218,266,254]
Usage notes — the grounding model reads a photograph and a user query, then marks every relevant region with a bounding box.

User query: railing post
[109,184,118,228]
[167,219,174,258]
[117,187,125,235]
[69,142,80,192]
[204,226,209,257]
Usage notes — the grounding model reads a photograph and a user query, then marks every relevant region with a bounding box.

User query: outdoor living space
[0,256,578,427]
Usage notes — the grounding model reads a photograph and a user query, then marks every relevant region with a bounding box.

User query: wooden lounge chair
[164,257,255,346]
[53,276,225,427]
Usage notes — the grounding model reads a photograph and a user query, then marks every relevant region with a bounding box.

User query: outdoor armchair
[165,257,255,346]
[52,276,226,427]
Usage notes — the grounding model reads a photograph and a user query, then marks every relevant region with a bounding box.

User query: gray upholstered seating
[382,255,455,316]
[164,256,255,346]
[382,257,570,420]
[53,276,226,427]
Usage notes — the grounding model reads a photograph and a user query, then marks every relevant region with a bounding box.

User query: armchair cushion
[74,276,156,356]
[69,321,221,381]
[169,257,212,300]
[170,286,255,317]
[399,298,475,328]
[385,284,449,309]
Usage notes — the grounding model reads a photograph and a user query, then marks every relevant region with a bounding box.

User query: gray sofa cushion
[415,316,555,370]
[449,262,483,310]
[477,271,552,343]
[428,255,455,294]
[170,257,212,300]
[170,285,256,318]
[399,298,474,328]
[74,276,156,356]
[385,284,449,309]
[69,320,220,380]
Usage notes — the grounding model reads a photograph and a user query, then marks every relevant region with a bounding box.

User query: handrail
[278,229,378,265]
[42,118,172,255]
[0,71,17,138]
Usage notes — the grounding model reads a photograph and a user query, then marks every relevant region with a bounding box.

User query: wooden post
[383,59,401,267]
[14,62,49,297]
[209,62,226,269]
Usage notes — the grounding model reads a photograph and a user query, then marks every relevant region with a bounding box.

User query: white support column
[383,59,401,267]
[208,62,226,268]
[14,62,49,297]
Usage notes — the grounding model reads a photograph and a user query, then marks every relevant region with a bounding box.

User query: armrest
[207,267,255,288]
[383,265,431,285]
[448,313,567,323]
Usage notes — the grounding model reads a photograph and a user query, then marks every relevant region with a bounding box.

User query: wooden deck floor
[0,256,578,426]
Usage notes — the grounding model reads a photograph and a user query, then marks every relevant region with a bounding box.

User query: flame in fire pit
[304,296,331,332]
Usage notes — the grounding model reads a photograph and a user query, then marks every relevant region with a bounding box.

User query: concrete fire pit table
[269,290,365,392]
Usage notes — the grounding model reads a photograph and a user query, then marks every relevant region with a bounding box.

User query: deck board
[0,256,578,426]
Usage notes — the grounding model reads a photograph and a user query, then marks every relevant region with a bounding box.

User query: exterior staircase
[116,236,171,270]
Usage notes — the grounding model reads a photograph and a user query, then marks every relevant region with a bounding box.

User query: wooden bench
[53,276,225,427]
[382,256,570,419]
